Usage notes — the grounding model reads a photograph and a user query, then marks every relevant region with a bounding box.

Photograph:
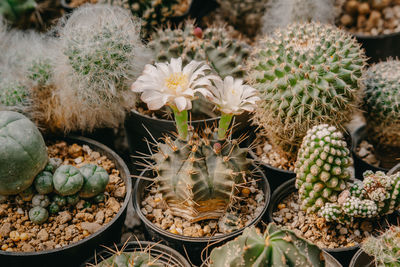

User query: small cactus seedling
[34,171,54,195]
[32,194,50,208]
[362,225,400,267]
[209,224,326,267]
[29,206,48,224]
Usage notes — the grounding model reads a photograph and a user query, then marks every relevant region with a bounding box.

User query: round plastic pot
[266,178,359,267]
[133,165,270,266]
[80,241,190,267]
[0,136,132,267]
[355,31,400,63]
[352,125,387,179]
[349,249,374,267]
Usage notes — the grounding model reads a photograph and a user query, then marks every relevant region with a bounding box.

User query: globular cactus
[362,225,400,267]
[79,164,109,199]
[53,165,84,196]
[32,194,50,208]
[29,206,48,224]
[0,0,37,24]
[209,224,327,267]
[97,251,164,267]
[362,59,400,168]
[149,22,250,78]
[0,79,29,111]
[295,124,352,213]
[53,4,151,132]
[250,23,366,162]
[262,0,335,34]
[34,171,54,195]
[151,129,251,222]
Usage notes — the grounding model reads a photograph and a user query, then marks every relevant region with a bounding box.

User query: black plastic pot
[133,165,270,266]
[349,249,374,267]
[352,125,387,179]
[0,136,132,267]
[266,178,359,267]
[81,241,190,267]
[355,31,400,63]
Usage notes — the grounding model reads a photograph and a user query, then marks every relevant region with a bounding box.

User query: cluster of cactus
[151,128,251,222]
[149,21,250,78]
[26,162,110,224]
[362,225,400,267]
[96,251,164,267]
[0,78,29,111]
[262,0,335,34]
[362,59,400,168]
[209,224,327,266]
[250,22,366,162]
[0,0,37,24]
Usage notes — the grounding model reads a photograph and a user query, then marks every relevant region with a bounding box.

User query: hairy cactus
[250,23,366,162]
[53,4,151,132]
[32,194,50,208]
[262,0,335,34]
[53,165,84,196]
[0,79,29,111]
[362,59,400,168]
[295,124,352,213]
[0,0,37,24]
[149,22,250,78]
[79,164,109,198]
[209,224,326,267]
[362,225,400,267]
[150,128,251,222]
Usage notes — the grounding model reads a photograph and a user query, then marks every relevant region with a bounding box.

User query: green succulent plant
[53,194,67,207]
[97,251,164,267]
[209,224,327,267]
[53,165,84,196]
[29,206,48,224]
[250,22,366,162]
[79,164,109,199]
[32,194,50,208]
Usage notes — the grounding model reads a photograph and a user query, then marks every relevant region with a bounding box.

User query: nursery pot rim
[81,240,191,267]
[349,248,374,267]
[266,178,360,253]
[134,164,270,243]
[130,109,220,125]
[0,135,132,257]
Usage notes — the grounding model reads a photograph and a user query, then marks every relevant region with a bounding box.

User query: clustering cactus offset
[362,225,400,267]
[295,124,352,213]
[209,224,327,267]
[250,23,366,162]
[53,165,84,196]
[34,171,53,195]
[149,22,250,78]
[79,164,109,198]
[29,206,48,224]
[32,194,50,208]
[362,59,400,168]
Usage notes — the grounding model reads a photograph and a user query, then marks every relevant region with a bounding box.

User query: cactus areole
[0,111,48,195]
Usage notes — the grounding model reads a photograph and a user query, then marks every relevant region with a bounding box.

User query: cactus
[53,165,84,196]
[44,158,62,173]
[48,202,59,214]
[52,195,67,207]
[0,0,37,24]
[53,4,151,132]
[150,128,251,222]
[0,79,30,111]
[262,0,335,34]
[250,23,366,162]
[295,124,352,213]
[362,225,400,267]
[29,206,48,224]
[149,22,251,78]
[97,251,164,267]
[19,185,35,201]
[32,194,50,208]
[362,59,400,168]
[79,164,109,199]
[66,194,80,205]
[34,171,54,195]
[0,111,48,195]
[209,224,326,267]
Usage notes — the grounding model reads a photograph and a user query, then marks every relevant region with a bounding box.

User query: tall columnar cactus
[53,4,151,132]
[250,23,366,162]
[0,0,37,24]
[262,0,335,34]
[362,59,400,168]
[149,22,250,78]
[362,225,400,267]
[295,124,352,213]
[210,224,327,267]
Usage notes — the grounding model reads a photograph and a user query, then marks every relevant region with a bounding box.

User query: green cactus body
[295,124,352,213]
[209,224,325,267]
[79,164,109,199]
[29,206,48,224]
[53,165,84,196]
[153,131,251,222]
[250,23,365,161]
[363,59,400,168]
[362,225,400,267]
[0,0,37,23]
[19,185,35,201]
[149,22,250,78]
[53,195,67,207]
[97,252,164,267]
[34,171,54,195]
[48,202,59,214]
[66,194,80,205]
[32,194,50,208]
[0,111,48,195]
[0,80,29,110]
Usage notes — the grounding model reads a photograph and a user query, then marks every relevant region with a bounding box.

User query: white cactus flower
[131,57,218,112]
[206,76,260,115]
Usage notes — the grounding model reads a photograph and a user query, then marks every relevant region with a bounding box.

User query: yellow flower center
[165,72,188,91]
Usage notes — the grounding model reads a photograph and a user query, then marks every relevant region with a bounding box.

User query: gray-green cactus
[97,251,164,267]
[53,165,84,196]
[250,22,366,162]
[79,164,109,199]
[0,0,37,24]
[209,224,326,267]
[32,194,50,208]
[29,206,48,224]
[34,171,53,195]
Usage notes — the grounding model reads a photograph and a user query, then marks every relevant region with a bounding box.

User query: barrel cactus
[79,164,109,198]
[53,165,84,196]
[209,224,327,267]
[362,59,400,168]
[29,206,48,224]
[97,251,164,267]
[0,111,48,195]
[250,22,366,162]
[52,195,67,207]
[295,124,352,213]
